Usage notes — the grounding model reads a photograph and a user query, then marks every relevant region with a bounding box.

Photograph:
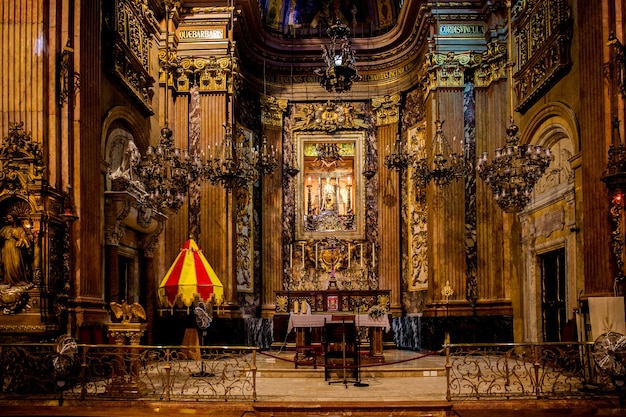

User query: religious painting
[294,132,366,241]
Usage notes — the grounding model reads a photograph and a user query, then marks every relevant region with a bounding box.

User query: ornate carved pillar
[373,93,402,313]
[140,227,162,345]
[104,199,129,304]
[261,95,287,317]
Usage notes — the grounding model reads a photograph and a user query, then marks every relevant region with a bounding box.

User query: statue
[0,214,33,287]
[322,177,336,211]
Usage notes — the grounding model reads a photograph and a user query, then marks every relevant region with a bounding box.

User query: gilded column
[260,94,287,317]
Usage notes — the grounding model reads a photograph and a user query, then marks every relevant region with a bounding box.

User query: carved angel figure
[110,300,146,323]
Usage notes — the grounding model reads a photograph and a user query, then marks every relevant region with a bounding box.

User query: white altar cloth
[287,312,391,334]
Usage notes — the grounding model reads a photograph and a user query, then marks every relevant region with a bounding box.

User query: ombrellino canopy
[158,239,223,308]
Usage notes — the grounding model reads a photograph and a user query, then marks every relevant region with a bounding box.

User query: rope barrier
[257,349,443,370]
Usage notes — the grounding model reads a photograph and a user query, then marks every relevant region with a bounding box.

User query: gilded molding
[292,101,368,132]
[372,94,401,126]
[260,95,288,127]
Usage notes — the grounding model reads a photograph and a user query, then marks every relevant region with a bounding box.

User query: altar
[287,312,390,359]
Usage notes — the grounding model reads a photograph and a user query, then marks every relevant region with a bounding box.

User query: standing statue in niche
[322,177,336,211]
[0,214,33,287]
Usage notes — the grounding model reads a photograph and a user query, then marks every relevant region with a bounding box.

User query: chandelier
[384,135,415,172]
[137,1,192,212]
[477,119,552,212]
[412,120,466,187]
[257,135,279,175]
[315,18,360,93]
[476,3,552,212]
[205,123,259,189]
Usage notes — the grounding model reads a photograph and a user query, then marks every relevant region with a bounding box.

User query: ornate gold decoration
[260,94,288,127]
[110,301,147,323]
[275,294,289,313]
[176,56,240,93]
[292,101,367,132]
[372,94,401,127]
[104,0,158,115]
[58,41,80,106]
[512,0,572,113]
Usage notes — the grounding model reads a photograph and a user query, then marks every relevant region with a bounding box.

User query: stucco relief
[534,138,574,196]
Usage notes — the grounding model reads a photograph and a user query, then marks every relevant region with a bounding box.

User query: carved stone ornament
[512,0,573,113]
[372,94,401,127]
[176,56,242,93]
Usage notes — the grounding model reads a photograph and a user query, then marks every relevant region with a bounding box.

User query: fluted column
[373,94,402,313]
[260,95,287,317]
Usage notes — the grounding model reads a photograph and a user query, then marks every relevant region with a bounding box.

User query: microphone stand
[353,301,369,387]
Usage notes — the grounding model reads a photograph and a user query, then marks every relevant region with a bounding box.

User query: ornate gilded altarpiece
[0,123,70,338]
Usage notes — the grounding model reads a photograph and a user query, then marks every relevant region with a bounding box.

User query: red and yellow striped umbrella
[158,239,224,308]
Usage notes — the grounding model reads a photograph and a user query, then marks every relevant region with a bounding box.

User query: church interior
[1,0,626,415]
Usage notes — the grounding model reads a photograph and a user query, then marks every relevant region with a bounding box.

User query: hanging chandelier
[476,3,552,212]
[315,18,360,93]
[384,135,415,172]
[477,119,552,212]
[412,120,466,187]
[257,135,279,175]
[137,1,192,212]
[205,123,259,189]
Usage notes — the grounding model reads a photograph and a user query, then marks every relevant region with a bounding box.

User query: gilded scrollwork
[292,101,367,132]
[372,94,401,127]
[261,95,288,127]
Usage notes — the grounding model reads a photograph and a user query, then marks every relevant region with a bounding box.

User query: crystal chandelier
[137,1,192,212]
[384,135,415,172]
[315,18,360,93]
[412,120,466,187]
[476,2,552,212]
[205,123,259,189]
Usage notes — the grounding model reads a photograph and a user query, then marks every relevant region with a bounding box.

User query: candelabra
[384,135,415,172]
[205,124,259,190]
[412,120,466,187]
[138,127,192,211]
[477,119,552,212]
[257,135,279,175]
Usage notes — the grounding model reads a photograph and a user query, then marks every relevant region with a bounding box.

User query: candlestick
[348,244,351,268]
[290,244,293,269]
[315,243,318,269]
[302,242,305,269]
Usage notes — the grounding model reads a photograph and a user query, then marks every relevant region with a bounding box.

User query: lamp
[257,135,278,175]
[476,1,552,212]
[137,1,193,211]
[315,17,360,93]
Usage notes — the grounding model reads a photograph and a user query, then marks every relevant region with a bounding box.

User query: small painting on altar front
[295,132,365,240]
[327,295,338,311]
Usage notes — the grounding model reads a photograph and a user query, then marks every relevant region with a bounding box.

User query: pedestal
[107,322,147,396]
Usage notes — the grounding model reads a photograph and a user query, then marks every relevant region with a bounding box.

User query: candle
[348,244,351,268]
[347,176,351,185]
[302,242,305,269]
[360,243,363,268]
[290,244,293,269]
[372,242,375,268]
[315,243,318,269]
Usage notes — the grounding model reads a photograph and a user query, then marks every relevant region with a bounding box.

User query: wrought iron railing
[445,342,618,400]
[0,343,257,402]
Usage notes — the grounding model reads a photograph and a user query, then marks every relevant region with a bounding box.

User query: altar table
[287,313,390,359]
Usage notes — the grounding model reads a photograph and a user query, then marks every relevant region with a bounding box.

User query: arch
[520,101,580,154]
[101,106,149,159]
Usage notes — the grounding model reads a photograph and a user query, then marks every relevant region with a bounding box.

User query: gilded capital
[261,94,288,127]
[372,93,401,126]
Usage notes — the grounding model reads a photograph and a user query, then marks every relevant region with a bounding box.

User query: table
[287,313,390,358]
